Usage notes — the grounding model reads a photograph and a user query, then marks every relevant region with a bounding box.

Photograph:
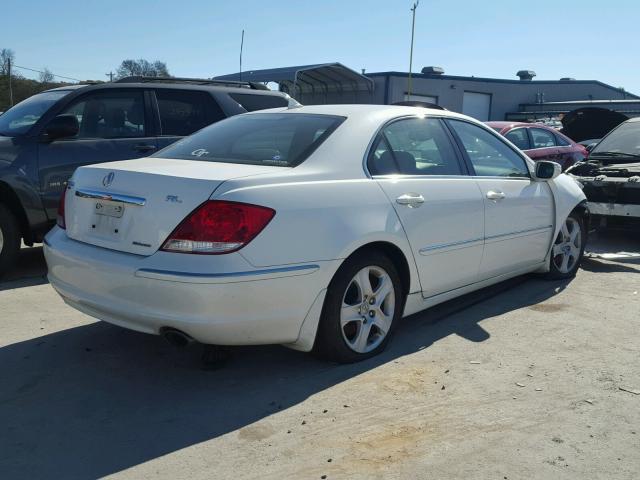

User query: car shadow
[0,274,569,479]
[0,246,48,292]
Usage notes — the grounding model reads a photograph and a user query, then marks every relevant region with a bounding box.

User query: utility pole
[7,56,13,106]
[239,29,245,82]
[407,1,419,99]
[106,71,114,82]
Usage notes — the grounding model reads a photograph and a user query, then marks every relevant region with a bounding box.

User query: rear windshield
[0,90,71,136]
[154,113,345,167]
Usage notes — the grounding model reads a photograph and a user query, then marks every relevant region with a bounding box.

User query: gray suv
[0,77,291,275]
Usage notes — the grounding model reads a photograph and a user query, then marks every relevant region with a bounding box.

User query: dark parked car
[0,77,292,274]
[487,121,588,170]
[566,117,640,229]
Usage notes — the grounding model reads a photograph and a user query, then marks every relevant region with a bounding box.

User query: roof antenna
[239,29,245,82]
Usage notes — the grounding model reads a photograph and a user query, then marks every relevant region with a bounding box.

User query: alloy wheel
[0,227,4,255]
[552,217,582,274]
[340,266,395,353]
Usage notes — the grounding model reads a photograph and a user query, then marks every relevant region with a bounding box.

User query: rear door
[446,119,554,279]
[369,116,485,298]
[37,89,157,220]
[152,89,227,150]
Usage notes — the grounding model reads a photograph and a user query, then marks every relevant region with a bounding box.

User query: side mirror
[534,160,562,181]
[44,115,79,140]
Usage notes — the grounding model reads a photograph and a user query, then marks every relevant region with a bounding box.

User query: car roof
[246,104,474,123]
[44,82,287,96]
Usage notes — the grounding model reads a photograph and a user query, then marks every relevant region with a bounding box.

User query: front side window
[447,120,529,178]
[504,128,531,150]
[59,91,146,139]
[156,89,225,136]
[0,90,70,136]
[368,117,462,176]
[530,128,557,148]
[154,113,344,167]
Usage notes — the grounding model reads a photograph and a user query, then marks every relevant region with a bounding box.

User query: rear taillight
[56,187,67,229]
[161,200,275,254]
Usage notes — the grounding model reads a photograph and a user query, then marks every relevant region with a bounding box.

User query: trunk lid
[65,158,275,255]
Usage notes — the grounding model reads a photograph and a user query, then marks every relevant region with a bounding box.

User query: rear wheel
[545,212,585,279]
[0,204,21,278]
[315,252,403,363]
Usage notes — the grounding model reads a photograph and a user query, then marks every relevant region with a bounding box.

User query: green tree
[116,59,170,79]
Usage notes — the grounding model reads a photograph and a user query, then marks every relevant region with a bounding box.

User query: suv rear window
[230,93,288,112]
[154,113,345,167]
[156,89,225,136]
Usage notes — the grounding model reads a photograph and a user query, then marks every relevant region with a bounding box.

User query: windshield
[154,113,345,167]
[590,120,640,160]
[0,90,71,136]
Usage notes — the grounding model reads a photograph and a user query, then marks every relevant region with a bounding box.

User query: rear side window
[504,128,531,150]
[555,133,571,146]
[368,117,462,176]
[530,128,557,148]
[156,90,225,136]
[154,113,345,167]
[230,93,288,112]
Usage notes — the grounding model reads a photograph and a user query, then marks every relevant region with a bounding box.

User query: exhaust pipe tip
[161,328,195,348]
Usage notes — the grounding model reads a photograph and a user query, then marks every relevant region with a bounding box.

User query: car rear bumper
[44,227,338,346]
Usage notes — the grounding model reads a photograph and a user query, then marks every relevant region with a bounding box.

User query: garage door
[462,92,491,121]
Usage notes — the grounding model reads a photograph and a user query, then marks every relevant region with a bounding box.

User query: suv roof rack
[114,76,270,90]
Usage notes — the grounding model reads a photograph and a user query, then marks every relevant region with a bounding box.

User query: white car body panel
[44,104,586,352]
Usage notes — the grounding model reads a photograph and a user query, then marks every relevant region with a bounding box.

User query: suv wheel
[0,204,21,277]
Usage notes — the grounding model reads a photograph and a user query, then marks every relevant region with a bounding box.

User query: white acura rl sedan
[44,105,587,363]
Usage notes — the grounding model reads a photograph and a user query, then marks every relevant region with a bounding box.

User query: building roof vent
[421,66,445,75]
[517,70,536,81]
[560,77,576,81]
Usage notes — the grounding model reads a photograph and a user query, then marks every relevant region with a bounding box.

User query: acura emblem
[102,172,115,187]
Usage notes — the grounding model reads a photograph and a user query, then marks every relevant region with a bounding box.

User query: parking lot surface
[1,232,639,480]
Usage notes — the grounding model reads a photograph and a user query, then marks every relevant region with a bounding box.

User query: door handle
[396,193,425,208]
[486,190,506,201]
[133,144,157,152]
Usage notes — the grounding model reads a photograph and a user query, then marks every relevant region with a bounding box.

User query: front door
[368,116,485,298]
[446,119,554,279]
[37,89,157,220]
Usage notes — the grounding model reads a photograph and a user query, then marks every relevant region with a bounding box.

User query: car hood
[561,107,628,143]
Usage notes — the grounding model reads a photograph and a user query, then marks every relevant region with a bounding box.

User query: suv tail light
[161,200,275,254]
[57,187,67,229]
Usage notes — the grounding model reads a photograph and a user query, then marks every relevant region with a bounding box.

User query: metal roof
[214,63,374,96]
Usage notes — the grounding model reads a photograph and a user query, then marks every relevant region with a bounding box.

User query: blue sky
[5,0,640,93]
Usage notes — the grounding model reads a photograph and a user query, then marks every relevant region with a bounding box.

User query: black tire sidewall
[315,252,403,363]
[0,205,20,275]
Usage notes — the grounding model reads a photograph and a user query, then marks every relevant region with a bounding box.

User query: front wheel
[314,252,403,363]
[545,212,585,279]
[0,205,21,278]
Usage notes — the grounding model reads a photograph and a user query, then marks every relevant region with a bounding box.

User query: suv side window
[230,93,288,112]
[530,128,557,148]
[60,90,146,139]
[156,89,225,136]
[447,120,530,178]
[504,128,531,150]
[368,117,462,176]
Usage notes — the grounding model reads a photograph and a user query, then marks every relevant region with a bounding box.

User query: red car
[486,122,588,170]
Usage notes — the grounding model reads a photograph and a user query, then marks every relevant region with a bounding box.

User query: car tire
[314,251,404,363]
[0,204,21,278]
[544,211,585,280]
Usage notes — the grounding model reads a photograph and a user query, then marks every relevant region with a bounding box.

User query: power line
[11,64,83,82]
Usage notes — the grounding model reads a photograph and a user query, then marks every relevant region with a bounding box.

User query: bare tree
[0,48,15,75]
[39,67,54,84]
[116,59,170,79]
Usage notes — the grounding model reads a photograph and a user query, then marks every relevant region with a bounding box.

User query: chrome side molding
[75,189,146,206]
